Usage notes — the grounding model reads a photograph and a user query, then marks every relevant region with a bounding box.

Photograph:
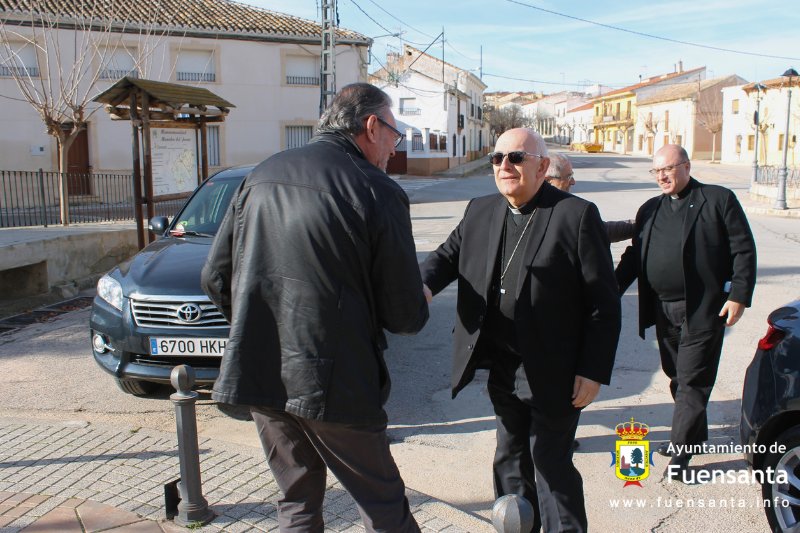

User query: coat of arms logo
[610,417,653,487]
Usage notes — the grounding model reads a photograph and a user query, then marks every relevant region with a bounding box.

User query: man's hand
[572,375,601,408]
[423,283,432,304]
[719,300,745,327]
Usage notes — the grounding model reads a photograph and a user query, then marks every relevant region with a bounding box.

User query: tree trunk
[57,132,71,226]
[711,133,717,162]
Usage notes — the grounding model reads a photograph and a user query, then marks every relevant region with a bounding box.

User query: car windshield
[169,170,248,236]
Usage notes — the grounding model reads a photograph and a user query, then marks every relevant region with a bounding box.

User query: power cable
[362,0,435,39]
[505,0,800,61]
[347,0,395,37]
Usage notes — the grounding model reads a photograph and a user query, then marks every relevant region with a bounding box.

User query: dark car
[741,299,800,532]
[90,165,252,396]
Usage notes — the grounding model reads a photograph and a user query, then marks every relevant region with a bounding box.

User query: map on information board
[150,128,197,196]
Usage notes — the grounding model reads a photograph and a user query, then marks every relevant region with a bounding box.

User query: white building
[0,0,369,176]
[370,44,488,175]
[721,77,800,169]
[566,102,595,145]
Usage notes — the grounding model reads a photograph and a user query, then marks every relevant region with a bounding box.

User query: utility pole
[319,0,337,116]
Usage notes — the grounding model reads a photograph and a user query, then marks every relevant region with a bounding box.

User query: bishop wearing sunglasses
[421,128,620,532]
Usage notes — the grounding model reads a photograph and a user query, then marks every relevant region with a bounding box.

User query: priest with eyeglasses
[421,128,621,533]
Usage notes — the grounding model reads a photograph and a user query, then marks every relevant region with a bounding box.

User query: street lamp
[775,68,798,210]
[751,83,766,187]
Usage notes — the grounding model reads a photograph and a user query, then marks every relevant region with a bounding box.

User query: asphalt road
[1,152,798,531]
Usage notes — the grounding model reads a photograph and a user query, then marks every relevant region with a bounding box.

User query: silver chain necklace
[499,208,536,295]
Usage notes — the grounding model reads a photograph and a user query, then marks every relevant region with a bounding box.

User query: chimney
[678,60,683,72]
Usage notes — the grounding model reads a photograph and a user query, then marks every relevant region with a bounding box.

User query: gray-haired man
[203,83,428,532]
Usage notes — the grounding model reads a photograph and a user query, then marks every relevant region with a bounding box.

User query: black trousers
[488,356,586,533]
[654,299,725,450]
[250,406,419,533]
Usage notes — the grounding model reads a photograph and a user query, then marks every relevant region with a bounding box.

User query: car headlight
[97,275,123,311]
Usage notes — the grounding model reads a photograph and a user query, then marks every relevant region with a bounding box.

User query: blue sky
[250,0,799,93]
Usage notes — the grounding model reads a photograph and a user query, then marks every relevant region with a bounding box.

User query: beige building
[0,0,370,176]
[633,75,746,160]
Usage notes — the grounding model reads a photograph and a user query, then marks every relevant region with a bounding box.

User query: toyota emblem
[176,303,202,323]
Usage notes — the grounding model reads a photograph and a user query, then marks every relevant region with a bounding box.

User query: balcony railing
[100,69,139,80]
[399,108,421,116]
[286,75,319,85]
[0,65,39,77]
[177,72,216,82]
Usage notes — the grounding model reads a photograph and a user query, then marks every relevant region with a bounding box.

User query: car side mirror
[148,216,169,235]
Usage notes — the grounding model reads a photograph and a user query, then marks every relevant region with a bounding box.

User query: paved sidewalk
[0,420,489,533]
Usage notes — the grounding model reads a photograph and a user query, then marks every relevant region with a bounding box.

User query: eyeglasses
[488,151,543,165]
[375,116,405,148]
[649,161,688,176]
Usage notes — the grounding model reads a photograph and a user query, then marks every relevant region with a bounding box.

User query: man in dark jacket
[545,152,635,243]
[616,144,756,482]
[421,129,620,532]
[202,83,429,532]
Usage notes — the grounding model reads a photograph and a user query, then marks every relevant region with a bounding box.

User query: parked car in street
[741,299,800,532]
[90,165,252,396]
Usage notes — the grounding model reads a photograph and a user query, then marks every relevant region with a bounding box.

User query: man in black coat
[616,144,757,481]
[421,128,621,533]
[202,83,428,532]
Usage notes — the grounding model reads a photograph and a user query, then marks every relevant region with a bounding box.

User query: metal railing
[0,169,188,228]
[0,65,39,77]
[755,165,800,187]
[177,72,216,82]
[399,108,421,116]
[286,75,319,85]
[99,69,139,80]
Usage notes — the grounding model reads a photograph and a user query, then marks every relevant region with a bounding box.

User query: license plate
[149,337,227,356]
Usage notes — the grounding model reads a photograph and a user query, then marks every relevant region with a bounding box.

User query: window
[778,134,785,149]
[285,56,319,85]
[626,101,632,119]
[206,125,220,166]
[675,135,683,146]
[1,43,39,77]
[285,125,313,149]
[663,134,669,146]
[429,133,438,151]
[100,48,137,80]
[452,134,456,156]
[176,50,216,82]
[638,135,644,151]
[412,133,423,151]
[747,135,755,151]
[732,99,740,114]
[399,98,420,116]
[439,134,447,152]
[735,135,742,154]
[664,111,670,130]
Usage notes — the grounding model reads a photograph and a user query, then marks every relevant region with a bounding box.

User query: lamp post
[751,83,766,187]
[775,68,798,210]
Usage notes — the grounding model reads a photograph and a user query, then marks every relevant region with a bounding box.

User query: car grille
[130,298,228,329]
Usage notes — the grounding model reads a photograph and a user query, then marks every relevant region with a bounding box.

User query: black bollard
[169,365,214,527]
[492,494,535,533]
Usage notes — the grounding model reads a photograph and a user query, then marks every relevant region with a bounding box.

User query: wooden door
[67,127,91,195]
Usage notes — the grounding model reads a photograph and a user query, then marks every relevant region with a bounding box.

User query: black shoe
[657,442,671,457]
[664,455,694,484]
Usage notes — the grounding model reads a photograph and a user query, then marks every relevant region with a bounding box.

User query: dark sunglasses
[488,151,543,165]
[375,116,405,148]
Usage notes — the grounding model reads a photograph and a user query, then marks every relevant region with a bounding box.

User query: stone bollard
[492,494,535,533]
[169,365,215,527]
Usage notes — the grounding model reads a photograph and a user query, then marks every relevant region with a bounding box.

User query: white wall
[0,27,367,173]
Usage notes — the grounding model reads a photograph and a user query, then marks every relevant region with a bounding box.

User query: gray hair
[317,83,393,136]
[545,153,570,179]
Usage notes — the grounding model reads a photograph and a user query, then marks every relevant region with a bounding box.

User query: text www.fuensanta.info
[609,496,789,509]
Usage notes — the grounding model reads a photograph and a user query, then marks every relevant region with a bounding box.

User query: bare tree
[0,0,173,224]
[488,104,530,137]
[695,86,723,162]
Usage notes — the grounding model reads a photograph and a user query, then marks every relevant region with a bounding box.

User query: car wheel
[216,402,253,421]
[762,425,800,532]
[115,378,159,396]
